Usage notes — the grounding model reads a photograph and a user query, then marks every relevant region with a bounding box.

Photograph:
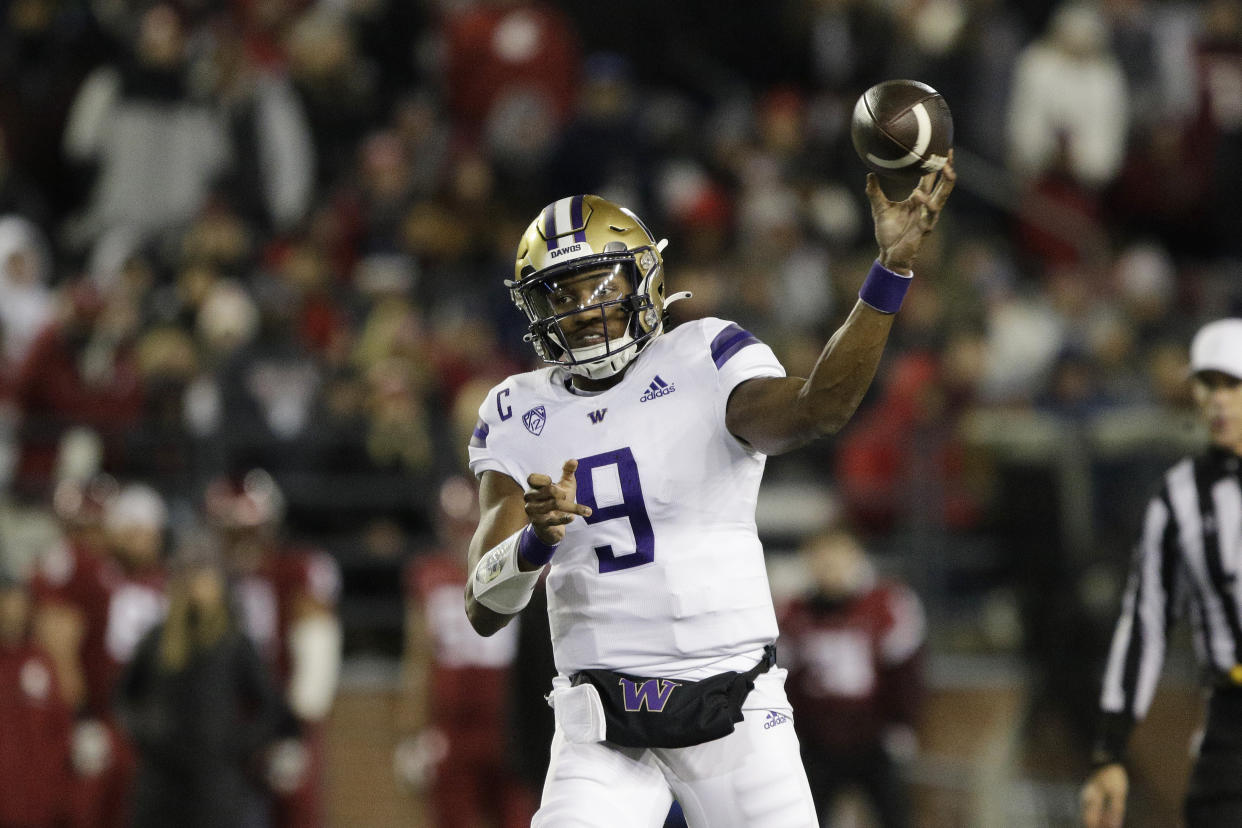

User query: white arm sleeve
[473,527,542,615]
[63,67,120,161]
[288,613,343,722]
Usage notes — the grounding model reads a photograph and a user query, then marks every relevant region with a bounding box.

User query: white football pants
[532,668,818,828]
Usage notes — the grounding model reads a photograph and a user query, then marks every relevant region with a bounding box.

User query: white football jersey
[469,317,786,678]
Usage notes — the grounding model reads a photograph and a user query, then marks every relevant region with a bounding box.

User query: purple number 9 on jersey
[575,447,655,573]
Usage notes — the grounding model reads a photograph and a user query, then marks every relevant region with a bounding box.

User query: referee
[1081,318,1242,828]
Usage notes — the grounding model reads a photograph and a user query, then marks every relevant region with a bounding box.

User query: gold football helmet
[509,195,689,379]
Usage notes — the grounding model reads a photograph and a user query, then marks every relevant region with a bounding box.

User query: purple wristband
[518,524,558,566]
[858,260,913,314]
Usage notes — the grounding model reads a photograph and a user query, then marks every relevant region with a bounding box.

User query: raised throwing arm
[726,157,956,456]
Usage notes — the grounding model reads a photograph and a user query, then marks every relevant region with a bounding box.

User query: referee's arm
[1094,487,1181,764]
[1081,488,1180,828]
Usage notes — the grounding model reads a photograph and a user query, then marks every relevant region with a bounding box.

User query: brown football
[851,79,953,199]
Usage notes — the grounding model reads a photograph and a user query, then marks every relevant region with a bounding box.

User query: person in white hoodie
[1007,2,1130,190]
[0,215,54,371]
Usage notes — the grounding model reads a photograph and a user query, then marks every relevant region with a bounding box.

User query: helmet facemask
[512,248,663,380]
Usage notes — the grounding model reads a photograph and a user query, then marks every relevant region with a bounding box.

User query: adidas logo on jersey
[639,375,675,402]
[763,710,790,730]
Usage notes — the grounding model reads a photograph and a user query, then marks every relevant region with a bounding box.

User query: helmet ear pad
[632,263,666,336]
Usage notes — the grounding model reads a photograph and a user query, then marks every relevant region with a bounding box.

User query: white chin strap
[563,290,695,380]
[567,330,639,379]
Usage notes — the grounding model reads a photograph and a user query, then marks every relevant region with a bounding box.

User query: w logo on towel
[619,678,680,712]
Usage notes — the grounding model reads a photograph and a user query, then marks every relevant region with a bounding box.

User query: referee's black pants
[1186,688,1242,827]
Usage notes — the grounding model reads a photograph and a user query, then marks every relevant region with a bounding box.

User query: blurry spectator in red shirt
[441,0,580,184]
[778,527,926,828]
[0,570,73,828]
[31,475,120,714]
[13,283,144,501]
[834,347,986,534]
[393,475,533,828]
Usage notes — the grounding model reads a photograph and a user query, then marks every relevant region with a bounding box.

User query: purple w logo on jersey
[619,678,680,712]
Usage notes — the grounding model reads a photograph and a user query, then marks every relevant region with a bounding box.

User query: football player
[464,158,955,827]
[394,476,535,827]
[32,475,119,715]
[205,469,342,828]
[33,482,170,828]
[778,527,926,828]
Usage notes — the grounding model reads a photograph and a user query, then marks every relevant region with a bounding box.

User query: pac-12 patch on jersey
[523,405,547,435]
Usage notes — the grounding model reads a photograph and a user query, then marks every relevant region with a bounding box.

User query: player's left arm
[287,574,343,723]
[726,157,956,456]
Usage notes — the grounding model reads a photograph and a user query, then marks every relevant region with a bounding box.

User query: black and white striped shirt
[1094,446,1242,764]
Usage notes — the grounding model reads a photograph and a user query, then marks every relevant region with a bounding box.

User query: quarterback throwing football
[465,158,955,827]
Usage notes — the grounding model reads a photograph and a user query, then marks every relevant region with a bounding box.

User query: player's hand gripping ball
[851,79,953,199]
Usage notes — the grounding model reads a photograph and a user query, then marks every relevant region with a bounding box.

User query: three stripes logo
[639,375,675,403]
[587,409,607,424]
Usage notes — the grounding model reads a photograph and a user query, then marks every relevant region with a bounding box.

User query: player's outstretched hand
[1080,763,1128,828]
[868,149,956,273]
[525,459,592,545]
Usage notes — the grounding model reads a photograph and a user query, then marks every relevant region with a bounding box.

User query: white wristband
[473,527,543,615]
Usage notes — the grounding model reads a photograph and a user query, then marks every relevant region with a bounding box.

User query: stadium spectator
[61,5,229,250]
[834,349,986,533]
[1007,3,1128,269]
[440,0,581,181]
[778,527,926,828]
[116,537,283,828]
[12,281,145,501]
[1006,2,1129,190]
[0,570,74,828]
[0,215,55,372]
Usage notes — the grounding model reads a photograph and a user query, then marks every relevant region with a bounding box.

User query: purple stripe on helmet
[710,324,760,369]
[571,194,587,243]
[543,203,558,251]
[469,420,489,448]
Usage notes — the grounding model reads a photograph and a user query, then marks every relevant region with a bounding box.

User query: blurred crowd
[1,469,342,828]
[0,0,1238,823]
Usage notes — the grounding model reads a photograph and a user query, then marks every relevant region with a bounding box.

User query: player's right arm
[465,462,591,636]
[725,160,956,455]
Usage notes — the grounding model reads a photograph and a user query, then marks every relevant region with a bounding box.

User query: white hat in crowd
[104,483,169,532]
[1190,318,1242,380]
